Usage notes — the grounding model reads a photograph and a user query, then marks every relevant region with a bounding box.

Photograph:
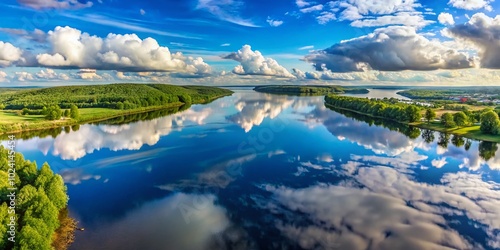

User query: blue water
[4,90,500,250]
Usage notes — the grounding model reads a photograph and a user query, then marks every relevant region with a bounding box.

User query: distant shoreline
[325,103,500,143]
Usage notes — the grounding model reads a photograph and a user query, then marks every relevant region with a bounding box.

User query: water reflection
[2,90,500,250]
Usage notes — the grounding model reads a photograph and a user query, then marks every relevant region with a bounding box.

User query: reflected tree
[421,129,435,144]
[464,140,472,151]
[479,141,498,161]
[451,135,465,148]
[437,132,451,149]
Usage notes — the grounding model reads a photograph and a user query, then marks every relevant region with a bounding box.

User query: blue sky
[0,0,499,85]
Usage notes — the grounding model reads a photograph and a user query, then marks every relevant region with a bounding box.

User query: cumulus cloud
[41,106,213,160]
[227,92,294,132]
[448,0,494,11]
[304,26,476,72]
[438,12,455,25]
[33,26,212,76]
[446,13,500,69]
[0,41,24,67]
[73,193,233,250]
[264,184,473,249]
[18,0,93,10]
[0,71,8,82]
[222,45,295,78]
[14,72,34,82]
[35,68,70,80]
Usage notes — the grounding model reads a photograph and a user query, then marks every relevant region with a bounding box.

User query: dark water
[4,90,500,250]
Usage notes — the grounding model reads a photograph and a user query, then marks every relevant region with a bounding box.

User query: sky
[0,0,499,86]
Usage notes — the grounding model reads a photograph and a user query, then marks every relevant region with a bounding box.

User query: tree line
[0,146,71,249]
[0,84,233,110]
[324,95,422,123]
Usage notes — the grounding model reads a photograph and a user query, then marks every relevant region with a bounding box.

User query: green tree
[451,135,465,147]
[178,94,192,104]
[421,129,435,144]
[441,113,456,128]
[63,109,70,117]
[116,101,124,110]
[453,112,468,127]
[424,108,436,124]
[70,104,80,119]
[480,110,500,135]
[22,108,29,115]
[405,105,421,122]
[437,132,451,148]
[0,103,5,110]
[479,141,498,161]
[45,105,62,120]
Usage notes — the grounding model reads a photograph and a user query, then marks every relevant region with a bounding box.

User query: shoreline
[325,103,500,143]
[0,94,231,136]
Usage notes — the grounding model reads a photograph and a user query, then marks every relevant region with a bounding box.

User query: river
[3,90,500,250]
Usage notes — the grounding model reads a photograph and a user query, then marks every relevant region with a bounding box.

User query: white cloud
[305,26,476,72]
[222,45,295,78]
[73,193,233,250]
[265,184,473,249]
[0,41,24,67]
[438,12,455,25]
[17,0,93,9]
[300,4,324,13]
[227,92,294,132]
[316,11,336,24]
[266,17,284,27]
[296,0,311,8]
[220,43,231,47]
[140,9,146,15]
[14,72,34,82]
[35,26,212,76]
[351,12,434,28]
[0,71,8,82]
[446,13,500,69]
[196,0,260,27]
[431,158,448,168]
[35,68,70,80]
[448,0,494,10]
[298,45,314,50]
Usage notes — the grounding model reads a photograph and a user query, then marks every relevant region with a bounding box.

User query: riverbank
[0,92,231,135]
[325,103,500,143]
[254,85,369,96]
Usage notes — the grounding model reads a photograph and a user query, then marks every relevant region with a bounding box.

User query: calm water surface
[4,90,500,250]
[343,88,411,100]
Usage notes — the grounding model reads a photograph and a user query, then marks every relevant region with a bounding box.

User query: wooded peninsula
[0,84,233,134]
[254,85,369,95]
[325,94,500,143]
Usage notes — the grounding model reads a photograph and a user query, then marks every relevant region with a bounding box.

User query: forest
[325,95,500,142]
[324,95,422,123]
[254,85,369,96]
[0,144,74,250]
[0,84,233,110]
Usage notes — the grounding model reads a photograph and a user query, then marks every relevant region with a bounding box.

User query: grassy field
[0,111,46,123]
[0,103,185,135]
[415,122,499,142]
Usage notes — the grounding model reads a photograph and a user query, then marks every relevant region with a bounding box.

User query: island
[253,85,369,96]
[0,84,233,135]
[325,94,500,143]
